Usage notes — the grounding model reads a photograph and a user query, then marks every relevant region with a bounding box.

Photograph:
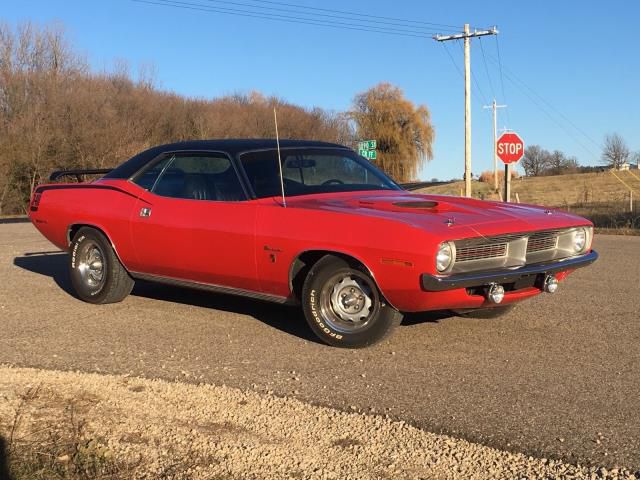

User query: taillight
[30,192,42,211]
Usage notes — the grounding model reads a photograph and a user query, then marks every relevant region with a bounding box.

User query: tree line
[520,146,579,177]
[0,22,435,214]
[521,133,638,178]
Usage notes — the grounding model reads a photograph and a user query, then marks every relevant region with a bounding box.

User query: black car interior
[152,168,245,201]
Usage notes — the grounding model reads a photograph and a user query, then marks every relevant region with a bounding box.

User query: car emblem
[445,217,455,227]
[544,209,553,215]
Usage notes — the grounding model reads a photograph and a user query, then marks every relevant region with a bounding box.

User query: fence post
[631,190,634,213]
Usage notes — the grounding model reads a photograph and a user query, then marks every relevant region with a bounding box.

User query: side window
[133,156,172,191]
[150,154,245,201]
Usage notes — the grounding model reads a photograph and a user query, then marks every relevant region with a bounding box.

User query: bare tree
[0,21,354,214]
[350,83,434,182]
[521,145,549,176]
[547,150,578,176]
[601,133,630,169]
[521,145,579,177]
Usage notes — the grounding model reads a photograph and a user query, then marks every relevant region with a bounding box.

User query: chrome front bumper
[421,250,598,292]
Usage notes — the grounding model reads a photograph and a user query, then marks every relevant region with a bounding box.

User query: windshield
[239,148,400,198]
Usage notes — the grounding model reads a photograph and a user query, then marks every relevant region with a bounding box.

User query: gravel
[0,367,637,479]
[3,224,640,470]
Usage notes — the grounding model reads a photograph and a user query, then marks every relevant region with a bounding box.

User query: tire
[301,255,402,348]
[69,227,134,304]
[453,304,516,319]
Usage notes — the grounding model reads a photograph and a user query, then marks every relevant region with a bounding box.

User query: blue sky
[4,0,639,180]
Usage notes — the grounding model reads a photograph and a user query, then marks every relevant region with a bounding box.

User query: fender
[67,222,130,272]
[287,247,399,310]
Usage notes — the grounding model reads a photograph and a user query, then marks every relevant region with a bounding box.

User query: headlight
[573,228,587,253]
[436,242,455,273]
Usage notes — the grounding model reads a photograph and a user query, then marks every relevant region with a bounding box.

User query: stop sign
[496,132,524,164]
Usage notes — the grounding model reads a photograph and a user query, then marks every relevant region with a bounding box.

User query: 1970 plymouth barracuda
[29,139,597,347]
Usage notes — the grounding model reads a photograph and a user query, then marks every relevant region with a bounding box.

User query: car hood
[283,191,591,239]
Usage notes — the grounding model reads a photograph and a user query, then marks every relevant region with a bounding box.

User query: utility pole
[434,24,498,198]
[483,99,507,191]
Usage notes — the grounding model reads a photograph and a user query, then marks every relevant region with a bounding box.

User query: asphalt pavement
[1,223,639,470]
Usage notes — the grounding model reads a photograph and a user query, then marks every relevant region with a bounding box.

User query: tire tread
[302,255,402,348]
[71,227,134,304]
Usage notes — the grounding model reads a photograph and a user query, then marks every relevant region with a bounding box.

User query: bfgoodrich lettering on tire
[301,255,402,348]
[69,227,134,304]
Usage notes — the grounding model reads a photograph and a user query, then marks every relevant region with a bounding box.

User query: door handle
[139,207,152,217]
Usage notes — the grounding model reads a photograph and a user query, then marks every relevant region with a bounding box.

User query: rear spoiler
[49,168,112,182]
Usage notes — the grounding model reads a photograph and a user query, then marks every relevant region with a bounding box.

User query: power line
[133,0,456,38]
[490,53,601,151]
[441,42,464,79]
[199,0,464,32]
[494,36,511,126]
[478,37,495,100]
[441,42,490,105]
[434,24,499,198]
[456,39,489,106]
[487,58,600,160]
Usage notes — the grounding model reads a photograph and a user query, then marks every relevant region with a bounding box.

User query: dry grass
[3,367,634,480]
[418,171,640,230]
[2,385,133,480]
[419,171,640,206]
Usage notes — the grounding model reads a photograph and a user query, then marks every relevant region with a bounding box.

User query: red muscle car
[29,140,597,348]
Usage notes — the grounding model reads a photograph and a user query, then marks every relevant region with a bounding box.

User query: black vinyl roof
[104,139,350,180]
[159,139,346,154]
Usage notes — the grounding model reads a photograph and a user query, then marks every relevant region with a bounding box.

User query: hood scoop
[354,198,461,213]
[392,200,438,209]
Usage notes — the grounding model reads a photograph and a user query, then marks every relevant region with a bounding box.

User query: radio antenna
[273,107,286,208]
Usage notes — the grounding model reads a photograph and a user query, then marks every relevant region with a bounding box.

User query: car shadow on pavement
[14,252,74,295]
[401,310,456,326]
[132,280,322,344]
[0,436,12,480]
[13,252,322,344]
[13,251,454,343]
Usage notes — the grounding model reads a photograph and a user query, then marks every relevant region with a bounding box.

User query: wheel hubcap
[78,243,105,288]
[318,272,378,334]
[330,277,373,323]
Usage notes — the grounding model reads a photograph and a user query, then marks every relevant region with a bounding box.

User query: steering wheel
[321,179,344,186]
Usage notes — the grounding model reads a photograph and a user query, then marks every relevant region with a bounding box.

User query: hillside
[417,170,640,207]
[0,24,351,215]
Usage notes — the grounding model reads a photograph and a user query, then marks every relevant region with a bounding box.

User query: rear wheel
[301,255,402,348]
[69,227,134,304]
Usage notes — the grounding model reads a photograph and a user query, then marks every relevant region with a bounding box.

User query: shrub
[479,170,519,185]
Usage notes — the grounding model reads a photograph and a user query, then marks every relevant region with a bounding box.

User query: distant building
[618,162,630,171]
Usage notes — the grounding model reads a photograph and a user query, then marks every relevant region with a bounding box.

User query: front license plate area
[512,274,538,291]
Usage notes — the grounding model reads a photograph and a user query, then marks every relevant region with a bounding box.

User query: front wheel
[301,255,402,348]
[69,227,134,304]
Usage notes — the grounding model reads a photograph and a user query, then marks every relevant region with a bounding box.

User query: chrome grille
[526,231,559,253]
[450,227,582,274]
[457,233,525,247]
[457,243,508,262]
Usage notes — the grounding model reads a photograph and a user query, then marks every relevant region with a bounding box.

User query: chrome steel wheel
[69,227,134,304]
[319,271,379,333]
[77,241,105,289]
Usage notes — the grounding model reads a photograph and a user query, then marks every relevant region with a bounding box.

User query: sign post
[358,140,377,160]
[496,132,524,202]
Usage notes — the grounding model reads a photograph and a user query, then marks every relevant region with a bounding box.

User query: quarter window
[133,156,172,191]
[139,154,245,201]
